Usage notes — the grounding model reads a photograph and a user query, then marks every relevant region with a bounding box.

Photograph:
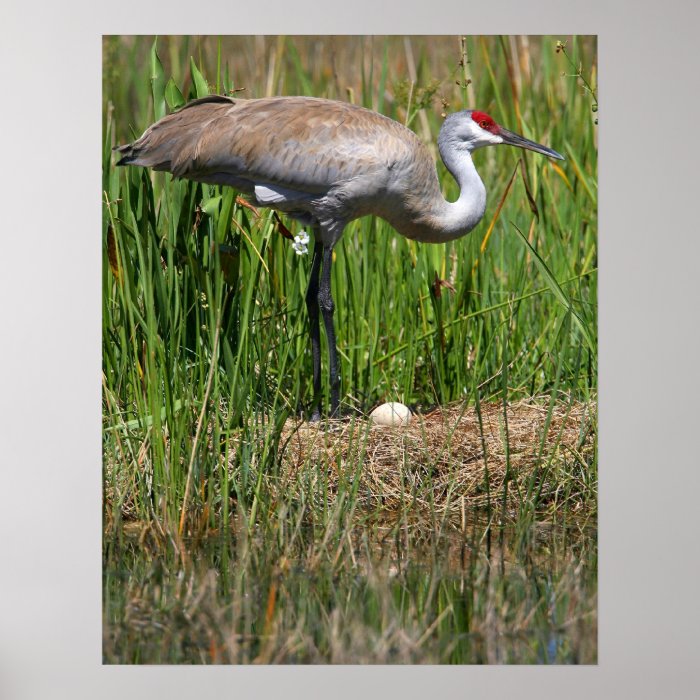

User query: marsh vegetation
[102,35,597,664]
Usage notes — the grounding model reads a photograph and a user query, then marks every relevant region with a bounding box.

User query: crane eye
[480,120,489,128]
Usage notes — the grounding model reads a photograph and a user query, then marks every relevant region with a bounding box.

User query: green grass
[102,35,597,663]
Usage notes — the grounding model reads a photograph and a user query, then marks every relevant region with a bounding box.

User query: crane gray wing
[116,95,419,196]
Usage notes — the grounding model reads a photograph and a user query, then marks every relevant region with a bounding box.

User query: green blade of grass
[511,222,596,354]
[150,37,166,121]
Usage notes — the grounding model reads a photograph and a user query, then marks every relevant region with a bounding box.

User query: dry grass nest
[276,396,597,520]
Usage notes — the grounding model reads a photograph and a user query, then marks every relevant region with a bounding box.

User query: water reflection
[103,520,596,664]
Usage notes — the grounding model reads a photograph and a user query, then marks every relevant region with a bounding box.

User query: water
[103,520,597,664]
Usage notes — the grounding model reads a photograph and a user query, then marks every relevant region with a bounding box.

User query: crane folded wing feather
[254,183,313,205]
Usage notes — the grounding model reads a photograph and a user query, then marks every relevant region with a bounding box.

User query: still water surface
[103,520,596,664]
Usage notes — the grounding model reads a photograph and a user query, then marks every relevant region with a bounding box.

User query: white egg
[369,402,412,427]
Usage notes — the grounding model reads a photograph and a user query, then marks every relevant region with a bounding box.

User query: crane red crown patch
[471,111,500,134]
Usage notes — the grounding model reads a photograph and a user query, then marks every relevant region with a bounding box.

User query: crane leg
[306,240,323,421]
[319,243,340,417]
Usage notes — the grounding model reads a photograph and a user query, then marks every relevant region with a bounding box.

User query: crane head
[443,110,564,160]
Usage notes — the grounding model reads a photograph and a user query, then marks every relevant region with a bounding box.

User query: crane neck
[432,142,487,242]
[384,139,487,244]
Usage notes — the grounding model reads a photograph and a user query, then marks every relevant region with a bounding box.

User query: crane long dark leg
[319,243,340,417]
[306,240,324,421]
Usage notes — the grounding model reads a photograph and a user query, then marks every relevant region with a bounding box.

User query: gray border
[2,1,700,698]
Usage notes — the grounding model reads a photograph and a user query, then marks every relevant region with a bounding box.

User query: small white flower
[292,231,310,255]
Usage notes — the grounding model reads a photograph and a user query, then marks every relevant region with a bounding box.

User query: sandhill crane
[116,95,563,420]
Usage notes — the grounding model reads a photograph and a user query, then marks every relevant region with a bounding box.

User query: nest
[276,396,597,521]
[105,396,596,532]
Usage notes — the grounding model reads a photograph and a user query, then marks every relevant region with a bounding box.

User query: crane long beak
[499,127,565,160]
